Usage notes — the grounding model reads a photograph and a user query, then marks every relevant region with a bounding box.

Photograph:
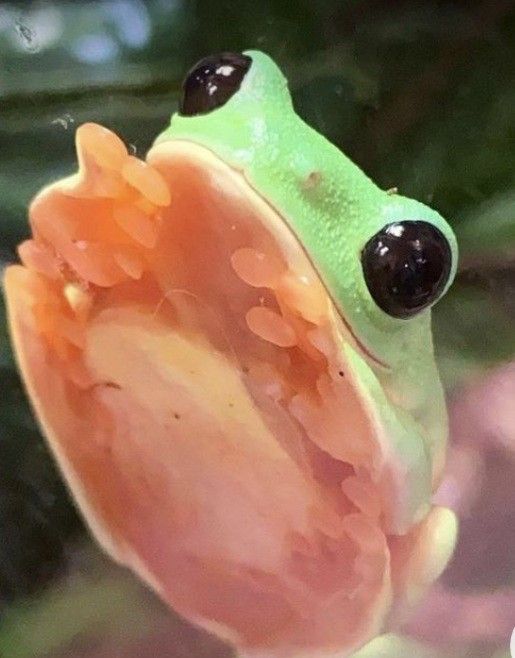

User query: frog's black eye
[361,220,452,319]
[179,52,252,117]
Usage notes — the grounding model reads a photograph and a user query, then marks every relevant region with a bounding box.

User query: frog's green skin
[156,50,458,529]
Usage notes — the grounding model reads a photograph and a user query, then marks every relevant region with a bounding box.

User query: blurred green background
[0,1,514,657]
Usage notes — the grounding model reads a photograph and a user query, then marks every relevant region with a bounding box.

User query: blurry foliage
[0,549,233,658]
[0,552,157,658]
[0,0,514,656]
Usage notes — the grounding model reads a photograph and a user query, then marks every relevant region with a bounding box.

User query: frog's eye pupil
[179,52,252,117]
[361,220,452,319]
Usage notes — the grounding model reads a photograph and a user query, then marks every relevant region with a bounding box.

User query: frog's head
[159,51,458,359]
[157,49,459,490]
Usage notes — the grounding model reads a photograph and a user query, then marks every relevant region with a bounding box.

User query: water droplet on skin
[122,156,171,207]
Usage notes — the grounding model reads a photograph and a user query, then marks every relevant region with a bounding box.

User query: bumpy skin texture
[5,50,458,658]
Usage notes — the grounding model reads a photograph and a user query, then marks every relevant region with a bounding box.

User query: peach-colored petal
[231,247,285,288]
[122,156,171,207]
[113,201,158,249]
[341,475,382,519]
[277,271,328,324]
[246,306,297,347]
[18,239,61,279]
[76,122,128,170]
[113,249,145,280]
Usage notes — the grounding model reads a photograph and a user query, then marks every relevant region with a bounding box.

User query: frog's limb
[388,505,458,623]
